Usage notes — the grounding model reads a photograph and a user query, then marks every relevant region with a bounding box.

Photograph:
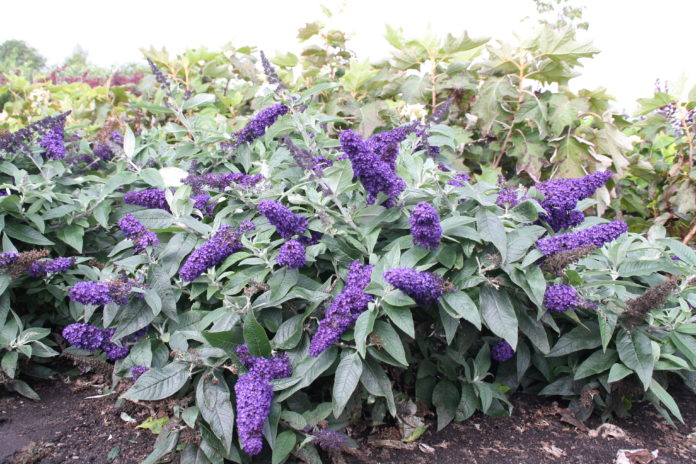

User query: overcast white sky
[2,0,694,111]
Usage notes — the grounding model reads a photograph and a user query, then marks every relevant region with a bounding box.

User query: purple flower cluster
[309,262,374,357]
[447,172,470,187]
[179,220,255,281]
[536,221,628,256]
[183,172,264,195]
[28,257,75,277]
[535,171,612,232]
[118,214,159,253]
[383,268,453,306]
[0,251,19,267]
[234,345,292,456]
[0,112,70,156]
[93,131,123,161]
[131,365,149,381]
[313,429,347,450]
[543,284,581,312]
[68,278,140,306]
[62,323,146,360]
[191,194,216,216]
[229,103,289,148]
[410,202,442,250]
[276,239,306,269]
[39,123,66,160]
[257,200,308,239]
[259,51,284,88]
[62,323,106,351]
[366,123,419,172]
[339,130,406,207]
[123,189,170,211]
[491,340,515,362]
[496,189,520,208]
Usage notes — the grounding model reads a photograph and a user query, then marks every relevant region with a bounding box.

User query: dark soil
[345,382,696,464]
[0,378,155,464]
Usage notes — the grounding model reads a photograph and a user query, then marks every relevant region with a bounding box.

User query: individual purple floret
[495,189,519,207]
[339,129,406,207]
[131,365,149,381]
[309,262,374,357]
[234,345,292,456]
[383,268,453,306]
[276,239,306,269]
[123,189,170,212]
[229,103,289,148]
[28,257,75,277]
[118,214,159,253]
[39,123,66,160]
[257,200,308,239]
[313,429,347,450]
[410,202,442,250]
[447,172,471,187]
[62,323,107,351]
[536,221,628,256]
[536,171,613,211]
[0,251,19,267]
[102,342,130,360]
[68,281,113,306]
[491,340,515,362]
[543,284,581,312]
[179,220,255,281]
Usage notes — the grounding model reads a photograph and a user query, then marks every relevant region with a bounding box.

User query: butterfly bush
[39,123,66,160]
[536,221,628,256]
[229,103,289,147]
[447,172,471,187]
[123,189,170,211]
[491,340,515,362]
[68,277,140,306]
[28,257,75,277]
[543,284,581,312]
[276,239,306,269]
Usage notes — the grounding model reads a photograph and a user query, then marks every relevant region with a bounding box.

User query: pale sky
[3,0,694,111]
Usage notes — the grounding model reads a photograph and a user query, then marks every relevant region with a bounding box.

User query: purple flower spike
[62,323,106,351]
[118,214,159,253]
[410,202,442,250]
[131,365,149,381]
[257,200,308,239]
[39,123,66,160]
[543,284,581,312]
[28,257,75,277]
[123,189,170,212]
[309,262,374,357]
[234,345,291,456]
[491,340,515,362]
[447,172,471,187]
[383,268,452,306]
[0,251,19,267]
[179,221,255,281]
[68,281,113,306]
[496,189,519,208]
[339,129,406,207]
[536,221,628,256]
[313,429,347,450]
[276,239,306,269]
[229,103,289,148]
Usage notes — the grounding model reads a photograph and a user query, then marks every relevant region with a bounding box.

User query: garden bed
[0,377,694,464]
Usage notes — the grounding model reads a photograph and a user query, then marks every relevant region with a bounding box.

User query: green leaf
[272,431,296,464]
[441,291,480,329]
[608,363,633,383]
[574,349,617,380]
[479,286,517,348]
[648,378,683,423]
[137,416,170,434]
[3,222,54,245]
[354,309,376,358]
[297,22,321,41]
[196,372,234,452]
[373,320,407,366]
[124,362,189,400]
[476,209,507,262]
[548,323,601,357]
[506,226,546,263]
[616,329,654,390]
[243,310,271,358]
[332,351,363,418]
[432,380,458,431]
[670,332,696,368]
[140,168,165,188]
[360,357,396,416]
[382,303,414,338]
[272,314,305,350]
[123,125,136,159]
[181,93,216,110]
[2,351,18,378]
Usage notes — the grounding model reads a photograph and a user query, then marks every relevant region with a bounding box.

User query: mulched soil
[0,376,694,464]
[0,378,155,464]
[343,382,696,464]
